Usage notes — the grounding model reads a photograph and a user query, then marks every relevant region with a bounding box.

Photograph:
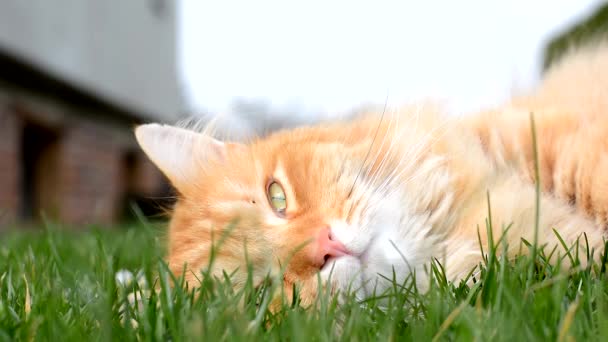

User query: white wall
[0,0,183,121]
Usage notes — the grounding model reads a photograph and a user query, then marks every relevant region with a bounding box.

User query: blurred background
[0,0,606,227]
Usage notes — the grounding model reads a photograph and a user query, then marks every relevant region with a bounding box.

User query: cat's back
[468,43,608,225]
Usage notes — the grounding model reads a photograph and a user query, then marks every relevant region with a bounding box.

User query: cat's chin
[320,255,366,298]
[319,253,405,300]
[320,237,423,299]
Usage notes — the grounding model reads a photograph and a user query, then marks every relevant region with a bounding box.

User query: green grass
[2,115,608,341]
[1,218,607,341]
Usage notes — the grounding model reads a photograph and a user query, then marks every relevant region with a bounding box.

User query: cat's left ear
[135,123,232,189]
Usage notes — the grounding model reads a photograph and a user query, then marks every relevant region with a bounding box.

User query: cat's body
[136,44,607,306]
[468,45,608,226]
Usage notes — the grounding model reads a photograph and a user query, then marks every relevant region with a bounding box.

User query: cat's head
[135,113,451,306]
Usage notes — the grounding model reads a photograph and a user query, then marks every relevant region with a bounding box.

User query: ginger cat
[135,44,607,306]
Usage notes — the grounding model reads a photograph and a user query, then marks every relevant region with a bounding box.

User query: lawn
[1,216,608,341]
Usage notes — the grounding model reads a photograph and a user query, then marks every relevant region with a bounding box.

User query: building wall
[0,1,180,227]
[0,0,183,122]
[0,88,169,228]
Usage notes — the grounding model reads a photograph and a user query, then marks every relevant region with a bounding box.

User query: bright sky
[179,0,600,116]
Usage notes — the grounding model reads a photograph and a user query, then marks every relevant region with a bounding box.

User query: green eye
[268,182,287,213]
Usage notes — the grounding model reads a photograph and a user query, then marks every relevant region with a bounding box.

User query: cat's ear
[135,124,227,188]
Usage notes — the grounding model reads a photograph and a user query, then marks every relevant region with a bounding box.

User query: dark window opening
[20,123,60,220]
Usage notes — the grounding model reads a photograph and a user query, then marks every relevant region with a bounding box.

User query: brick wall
[54,121,167,225]
[0,90,169,227]
[55,121,126,225]
[129,155,164,196]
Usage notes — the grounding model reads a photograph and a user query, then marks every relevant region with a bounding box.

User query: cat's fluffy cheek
[328,221,369,255]
[359,236,422,296]
[330,191,404,256]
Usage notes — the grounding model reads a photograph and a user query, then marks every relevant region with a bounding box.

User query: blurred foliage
[543,3,608,71]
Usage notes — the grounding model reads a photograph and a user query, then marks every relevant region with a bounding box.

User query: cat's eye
[267,181,287,213]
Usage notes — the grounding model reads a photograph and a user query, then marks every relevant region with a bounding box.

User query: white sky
[178,0,601,116]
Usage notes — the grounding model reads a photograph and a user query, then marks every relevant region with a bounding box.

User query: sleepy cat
[135,44,607,306]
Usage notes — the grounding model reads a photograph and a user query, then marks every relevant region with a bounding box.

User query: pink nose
[313,227,349,267]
